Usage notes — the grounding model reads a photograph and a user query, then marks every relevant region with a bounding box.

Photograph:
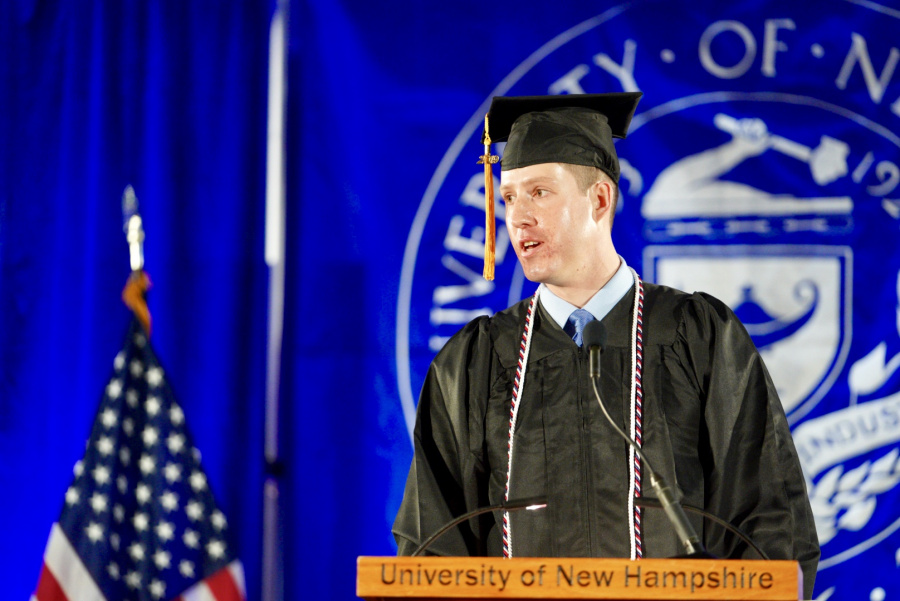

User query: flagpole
[263,1,289,600]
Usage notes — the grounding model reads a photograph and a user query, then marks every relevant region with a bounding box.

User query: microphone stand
[411,496,547,557]
[583,320,707,557]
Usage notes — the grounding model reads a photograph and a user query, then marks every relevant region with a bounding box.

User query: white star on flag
[183,528,199,548]
[167,432,185,453]
[146,366,163,387]
[156,520,175,542]
[128,541,145,561]
[125,570,141,589]
[150,579,166,599]
[85,522,103,543]
[126,389,139,407]
[108,563,119,580]
[100,408,117,428]
[153,549,171,569]
[119,447,131,465]
[211,510,227,530]
[92,465,110,485]
[142,425,159,446]
[65,487,79,506]
[190,471,207,491]
[97,436,114,455]
[113,352,125,370]
[89,492,108,513]
[160,490,179,512]
[133,512,149,532]
[136,482,151,503]
[129,359,144,377]
[106,379,122,399]
[146,395,161,415]
[139,454,156,475]
[207,540,226,560]
[169,404,184,425]
[179,559,195,578]
[164,462,182,483]
[186,500,203,521]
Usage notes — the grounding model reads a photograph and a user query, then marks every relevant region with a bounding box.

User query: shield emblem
[644,245,851,422]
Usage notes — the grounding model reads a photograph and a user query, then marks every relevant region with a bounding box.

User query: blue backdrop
[2,1,899,600]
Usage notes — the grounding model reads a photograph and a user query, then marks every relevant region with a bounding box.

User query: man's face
[500,162,602,288]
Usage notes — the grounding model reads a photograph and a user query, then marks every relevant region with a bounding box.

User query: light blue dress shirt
[539,257,634,328]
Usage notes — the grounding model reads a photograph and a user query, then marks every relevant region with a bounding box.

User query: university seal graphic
[397,2,900,597]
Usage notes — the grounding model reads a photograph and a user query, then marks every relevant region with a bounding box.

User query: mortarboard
[477,92,642,280]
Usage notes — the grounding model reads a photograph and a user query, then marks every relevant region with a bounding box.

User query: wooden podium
[357,556,802,600]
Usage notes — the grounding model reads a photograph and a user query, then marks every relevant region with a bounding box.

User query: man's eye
[503,194,515,204]
[535,189,549,198]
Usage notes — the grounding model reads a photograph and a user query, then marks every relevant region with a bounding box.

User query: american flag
[32,320,246,601]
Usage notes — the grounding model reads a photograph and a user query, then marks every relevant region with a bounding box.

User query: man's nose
[507,197,535,229]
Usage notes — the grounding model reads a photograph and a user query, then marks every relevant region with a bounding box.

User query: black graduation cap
[487,92,642,181]
[477,92,642,281]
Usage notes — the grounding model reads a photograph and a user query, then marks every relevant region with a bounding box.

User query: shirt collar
[539,257,633,329]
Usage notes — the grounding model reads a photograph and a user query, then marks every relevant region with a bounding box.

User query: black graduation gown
[393,283,820,598]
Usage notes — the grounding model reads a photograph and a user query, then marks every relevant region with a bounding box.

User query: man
[393,93,820,598]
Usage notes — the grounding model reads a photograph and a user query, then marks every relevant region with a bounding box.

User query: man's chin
[520,267,547,284]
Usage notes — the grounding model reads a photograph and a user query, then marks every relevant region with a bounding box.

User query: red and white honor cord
[628,268,645,560]
[503,273,644,559]
[502,287,540,558]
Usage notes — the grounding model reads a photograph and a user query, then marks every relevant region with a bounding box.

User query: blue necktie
[565,308,595,347]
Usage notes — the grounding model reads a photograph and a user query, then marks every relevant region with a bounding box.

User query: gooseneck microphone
[411,496,548,557]
[582,320,706,557]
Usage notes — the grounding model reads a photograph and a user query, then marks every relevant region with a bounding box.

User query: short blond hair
[561,163,619,228]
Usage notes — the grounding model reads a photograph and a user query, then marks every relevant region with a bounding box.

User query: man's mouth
[521,240,542,254]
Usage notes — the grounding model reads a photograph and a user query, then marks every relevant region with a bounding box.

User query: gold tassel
[478,113,499,281]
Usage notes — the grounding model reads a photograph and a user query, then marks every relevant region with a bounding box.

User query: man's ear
[591,179,613,221]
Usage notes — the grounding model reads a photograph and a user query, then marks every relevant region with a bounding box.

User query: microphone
[582,320,707,557]
[411,496,547,557]
[584,317,606,379]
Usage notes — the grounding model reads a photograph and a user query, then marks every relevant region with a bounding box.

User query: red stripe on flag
[205,566,244,601]
[35,563,70,601]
